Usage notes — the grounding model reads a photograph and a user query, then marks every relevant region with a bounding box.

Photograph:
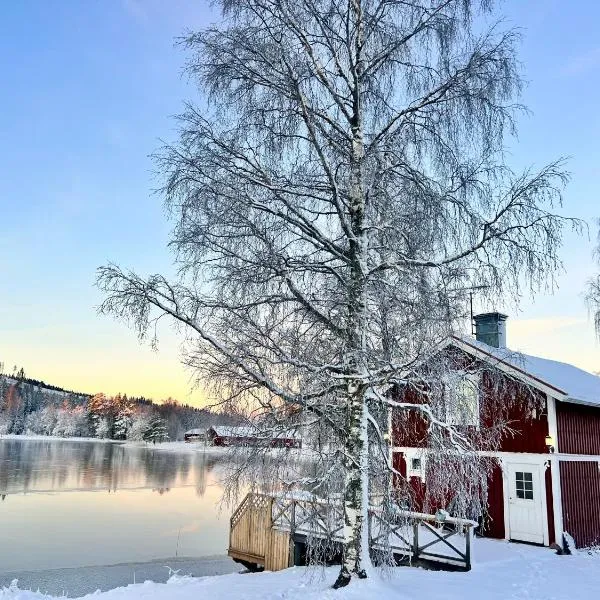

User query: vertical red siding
[482,462,505,539]
[393,451,407,478]
[496,401,549,453]
[392,451,407,491]
[557,403,600,455]
[545,464,555,546]
[392,386,429,447]
[393,378,549,453]
[478,374,549,454]
[560,461,600,548]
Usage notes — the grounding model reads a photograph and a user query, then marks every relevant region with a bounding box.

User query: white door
[507,463,545,544]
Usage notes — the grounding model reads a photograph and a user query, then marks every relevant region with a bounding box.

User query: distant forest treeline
[0,364,237,442]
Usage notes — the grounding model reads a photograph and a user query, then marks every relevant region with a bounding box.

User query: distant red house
[394,313,600,550]
[206,425,302,449]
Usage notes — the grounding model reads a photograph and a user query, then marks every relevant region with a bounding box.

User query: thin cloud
[510,316,586,337]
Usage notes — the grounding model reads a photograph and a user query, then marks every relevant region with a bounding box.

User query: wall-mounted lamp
[545,434,555,453]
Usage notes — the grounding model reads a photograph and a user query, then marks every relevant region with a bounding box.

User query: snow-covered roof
[209,426,260,438]
[451,335,600,407]
[185,429,205,435]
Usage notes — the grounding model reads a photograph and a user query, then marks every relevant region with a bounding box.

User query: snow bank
[1,539,598,600]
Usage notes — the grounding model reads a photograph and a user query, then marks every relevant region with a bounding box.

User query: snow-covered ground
[2,539,598,600]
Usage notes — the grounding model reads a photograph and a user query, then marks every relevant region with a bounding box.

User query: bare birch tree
[98,0,576,587]
[587,222,600,340]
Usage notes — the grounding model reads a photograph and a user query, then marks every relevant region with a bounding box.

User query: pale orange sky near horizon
[1,1,600,407]
[2,313,600,407]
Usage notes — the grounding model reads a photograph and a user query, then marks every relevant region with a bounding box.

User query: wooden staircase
[228,493,291,571]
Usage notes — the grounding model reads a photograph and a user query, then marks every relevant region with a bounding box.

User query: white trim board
[392,447,600,462]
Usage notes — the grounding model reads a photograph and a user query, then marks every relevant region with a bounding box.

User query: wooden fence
[228,492,476,571]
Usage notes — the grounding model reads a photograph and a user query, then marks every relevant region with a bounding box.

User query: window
[407,454,425,481]
[444,372,480,427]
[515,471,534,500]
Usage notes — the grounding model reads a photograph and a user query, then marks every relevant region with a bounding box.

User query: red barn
[393,313,600,550]
[206,425,302,449]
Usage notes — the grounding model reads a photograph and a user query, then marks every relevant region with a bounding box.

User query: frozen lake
[0,439,233,575]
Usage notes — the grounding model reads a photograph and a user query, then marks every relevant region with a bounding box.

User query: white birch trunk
[334,3,371,584]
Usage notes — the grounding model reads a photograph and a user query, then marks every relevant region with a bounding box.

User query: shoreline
[0,434,121,443]
[0,435,313,460]
[0,555,239,598]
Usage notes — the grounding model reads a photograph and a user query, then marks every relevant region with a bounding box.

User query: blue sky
[0,0,599,404]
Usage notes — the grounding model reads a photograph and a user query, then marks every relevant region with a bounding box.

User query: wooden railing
[229,492,476,571]
[369,507,475,569]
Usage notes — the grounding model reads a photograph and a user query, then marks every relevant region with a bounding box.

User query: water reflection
[0,440,232,573]
[0,440,221,496]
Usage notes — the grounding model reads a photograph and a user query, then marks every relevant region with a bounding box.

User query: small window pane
[515,472,534,500]
[411,458,421,470]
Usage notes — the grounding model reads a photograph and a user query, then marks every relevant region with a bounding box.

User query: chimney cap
[473,311,508,322]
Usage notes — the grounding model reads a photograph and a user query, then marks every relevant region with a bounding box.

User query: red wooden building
[206,425,302,449]
[393,313,600,549]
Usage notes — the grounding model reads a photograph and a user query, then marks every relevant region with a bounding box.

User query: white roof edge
[563,396,600,407]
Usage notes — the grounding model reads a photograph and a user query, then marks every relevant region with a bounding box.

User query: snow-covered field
[2,539,598,600]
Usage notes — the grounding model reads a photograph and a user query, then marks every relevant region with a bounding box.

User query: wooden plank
[228,549,265,565]
[265,529,290,571]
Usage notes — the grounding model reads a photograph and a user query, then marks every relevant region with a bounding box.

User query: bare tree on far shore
[587,222,600,342]
[98,0,577,587]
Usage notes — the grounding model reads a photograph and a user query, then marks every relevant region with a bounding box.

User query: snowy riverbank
[120,439,314,461]
[0,436,313,460]
[1,539,598,600]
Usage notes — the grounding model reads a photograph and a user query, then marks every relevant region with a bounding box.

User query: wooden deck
[228,492,476,572]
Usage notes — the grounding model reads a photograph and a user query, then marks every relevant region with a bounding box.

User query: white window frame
[406,451,426,481]
[443,371,480,427]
